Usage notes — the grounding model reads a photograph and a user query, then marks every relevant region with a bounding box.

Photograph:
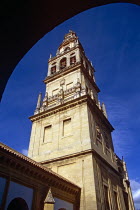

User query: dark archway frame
[1,0,140,100]
[7,197,29,210]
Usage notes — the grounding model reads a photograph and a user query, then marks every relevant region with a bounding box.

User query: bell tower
[28,31,134,210]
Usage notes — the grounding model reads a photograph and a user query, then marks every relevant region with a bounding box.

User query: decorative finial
[50,54,52,59]
[102,103,108,118]
[56,49,59,55]
[34,92,42,114]
[98,101,101,109]
[36,92,42,109]
[44,188,55,204]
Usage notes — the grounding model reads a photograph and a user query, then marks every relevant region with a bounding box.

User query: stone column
[44,203,54,210]
[34,93,42,114]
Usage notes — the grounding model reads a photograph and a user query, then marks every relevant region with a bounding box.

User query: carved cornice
[40,148,122,178]
[41,149,92,164]
[48,45,79,63]
[44,61,99,95]
[29,95,88,122]
[30,94,114,132]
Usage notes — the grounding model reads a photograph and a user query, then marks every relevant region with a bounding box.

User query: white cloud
[130,179,140,209]
[21,149,28,156]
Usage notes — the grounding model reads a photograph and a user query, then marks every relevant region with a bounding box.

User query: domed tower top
[43,30,100,110]
[56,30,79,55]
[64,30,77,41]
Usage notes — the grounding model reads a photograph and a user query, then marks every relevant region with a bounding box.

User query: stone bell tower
[28,31,134,210]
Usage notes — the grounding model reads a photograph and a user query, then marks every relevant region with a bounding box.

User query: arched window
[60,57,67,70]
[51,65,56,74]
[7,197,29,210]
[70,56,76,65]
[64,47,70,52]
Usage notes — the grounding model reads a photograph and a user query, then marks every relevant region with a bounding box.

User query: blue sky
[0,3,140,208]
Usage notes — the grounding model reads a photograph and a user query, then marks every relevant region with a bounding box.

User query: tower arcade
[28,31,134,210]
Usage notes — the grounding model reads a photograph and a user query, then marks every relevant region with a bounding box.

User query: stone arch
[7,197,29,210]
[64,47,70,52]
[70,54,76,65]
[60,57,67,70]
[58,208,66,210]
[51,65,56,75]
[1,1,140,101]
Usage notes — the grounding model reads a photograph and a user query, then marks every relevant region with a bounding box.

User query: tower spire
[36,92,42,109]
[34,92,42,114]
[102,102,108,118]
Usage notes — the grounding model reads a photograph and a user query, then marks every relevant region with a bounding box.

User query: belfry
[28,31,134,210]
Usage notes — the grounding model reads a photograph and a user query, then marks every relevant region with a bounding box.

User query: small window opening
[60,58,67,70]
[63,118,71,136]
[114,191,119,210]
[104,185,110,210]
[51,66,56,74]
[70,56,76,65]
[44,125,52,143]
[64,47,70,52]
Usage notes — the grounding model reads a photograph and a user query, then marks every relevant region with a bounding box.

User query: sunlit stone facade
[28,31,134,210]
